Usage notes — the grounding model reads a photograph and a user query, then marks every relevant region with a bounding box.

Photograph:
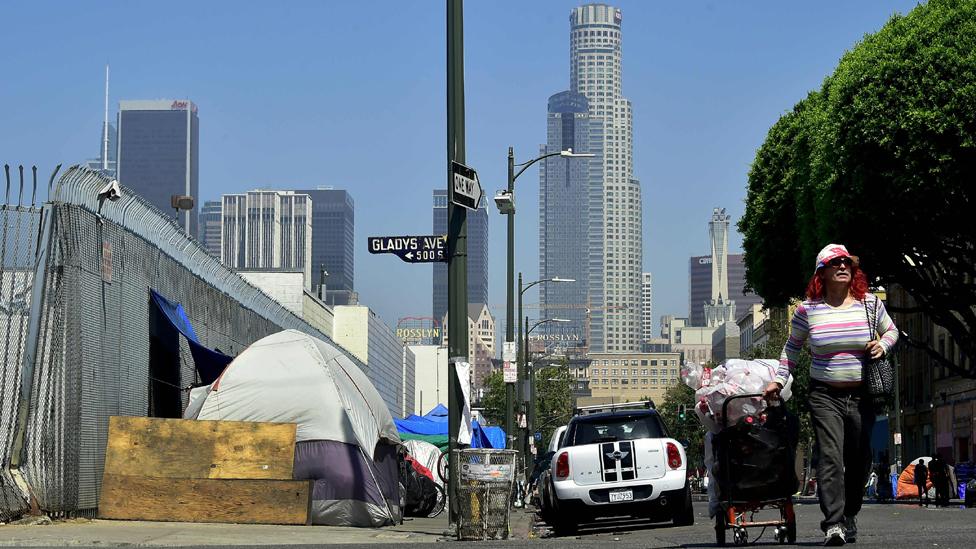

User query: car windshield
[569,415,665,446]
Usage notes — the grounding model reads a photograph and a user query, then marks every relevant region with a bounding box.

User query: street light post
[522,315,571,479]
[495,148,592,450]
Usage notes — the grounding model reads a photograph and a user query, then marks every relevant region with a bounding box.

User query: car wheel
[672,487,695,526]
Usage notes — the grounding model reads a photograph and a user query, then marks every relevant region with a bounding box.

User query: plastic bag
[692,359,793,432]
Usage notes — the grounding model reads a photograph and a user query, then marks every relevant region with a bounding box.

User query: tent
[184,330,401,527]
[394,404,506,450]
[897,457,934,499]
[403,439,442,487]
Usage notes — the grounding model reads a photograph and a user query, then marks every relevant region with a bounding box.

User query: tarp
[150,289,232,384]
[394,404,504,449]
[897,457,934,499]
[185,329,401,526]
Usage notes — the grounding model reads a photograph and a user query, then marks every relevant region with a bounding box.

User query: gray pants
[810,381,875,532]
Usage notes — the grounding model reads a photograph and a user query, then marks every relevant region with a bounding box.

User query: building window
[641,369,648,375]
[641,360,648,366]
[651,360,658,366]
[611,369,618,375]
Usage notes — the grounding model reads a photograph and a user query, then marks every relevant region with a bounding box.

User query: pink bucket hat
[814,244,858,273]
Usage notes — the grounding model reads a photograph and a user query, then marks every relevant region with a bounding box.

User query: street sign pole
[446,0,466,528]
[505,147,515,450]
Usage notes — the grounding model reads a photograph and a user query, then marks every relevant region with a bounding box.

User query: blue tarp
[150,289,233,384]
[394,404,506,449]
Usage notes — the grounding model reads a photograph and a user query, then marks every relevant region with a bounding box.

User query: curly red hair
[805,265,868,301]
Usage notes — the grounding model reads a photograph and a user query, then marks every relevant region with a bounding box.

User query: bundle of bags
[681,358,793,433]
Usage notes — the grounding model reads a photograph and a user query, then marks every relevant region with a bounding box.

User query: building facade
[586,351,682,405]
[641,272,653,344]
[237,270,335,339]
[704,208,735,327]
[689,253,763,327]
[332,305,408,417]
[538,91,594,346]
[117,99,199,235]
[538,4,641,354]
[221,190,313,286]
[410,345,449,416]
[440,304,496,399]
[198,200,222,257]
[402,347,416,419]
[293,189,355,304]
[432,189,489,323]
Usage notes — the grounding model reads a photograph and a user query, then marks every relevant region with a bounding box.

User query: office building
[538,91,594,347]
[432,189,488,322]
[689,254,763,327]
[641,273,653,344]
[221,190,313,286]
[198,200,222,257]
[585,351,682,406]
[117,99,199,235]
[440,304,496,398]
[540,4,642,354]
[294,188,355,304]
[410,345,449,416]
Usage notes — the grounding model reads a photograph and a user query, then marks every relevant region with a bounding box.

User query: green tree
[533,365,575,448]
[659,383,705,471]
[478,371,511,426]
[739,0,976,377]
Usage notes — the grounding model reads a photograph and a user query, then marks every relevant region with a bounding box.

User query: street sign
[451,161,483,210]
[368,235,447,263]
[502,342,517,383]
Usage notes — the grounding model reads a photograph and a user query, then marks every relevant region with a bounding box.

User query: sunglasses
[827,257,854,268]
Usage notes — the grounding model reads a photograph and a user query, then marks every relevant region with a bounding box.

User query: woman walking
[764,244,899,546]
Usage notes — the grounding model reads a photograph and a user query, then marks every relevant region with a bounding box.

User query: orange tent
[896,457,934,500]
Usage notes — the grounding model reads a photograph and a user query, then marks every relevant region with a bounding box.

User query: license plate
[609,489,634,502]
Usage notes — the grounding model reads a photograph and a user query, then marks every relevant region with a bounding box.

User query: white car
[545,403,694,535]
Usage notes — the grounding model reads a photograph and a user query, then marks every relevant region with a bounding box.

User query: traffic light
[678,404,687,421]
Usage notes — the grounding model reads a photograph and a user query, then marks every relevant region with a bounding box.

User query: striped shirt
[777,293,899,386]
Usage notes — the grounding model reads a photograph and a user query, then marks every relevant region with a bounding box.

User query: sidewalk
[0,507,536,546]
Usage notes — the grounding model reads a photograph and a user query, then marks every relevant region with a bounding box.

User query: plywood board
[98,475,312,525]
[104,416,296,480]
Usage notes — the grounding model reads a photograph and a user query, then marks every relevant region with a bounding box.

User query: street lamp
[523,316,570,477]
[495,146,592,450]
[517,273,576,418]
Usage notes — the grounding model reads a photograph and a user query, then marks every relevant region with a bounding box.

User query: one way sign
[451,161,483,211]
[368,235,448,264]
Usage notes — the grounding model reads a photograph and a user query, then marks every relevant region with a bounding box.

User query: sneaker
[824,524,846,546]
[844,516,857,543]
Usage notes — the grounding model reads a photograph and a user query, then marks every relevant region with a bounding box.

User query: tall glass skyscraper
[432,189,488,323]
[539,4,642,353]
[117,100,199,235]
[294,188,355,299]
[198,200,222,258]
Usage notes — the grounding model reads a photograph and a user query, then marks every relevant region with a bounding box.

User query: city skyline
[1,1,922,334]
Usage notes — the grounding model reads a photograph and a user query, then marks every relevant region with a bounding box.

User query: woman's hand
[763,381,783,402]
[866,340,885,360]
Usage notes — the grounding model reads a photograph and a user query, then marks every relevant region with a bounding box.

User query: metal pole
[446,0,467,527]
[505,147,515,448]
[517,273,524,416]
[523,314,530,471]
[893,352,903,473]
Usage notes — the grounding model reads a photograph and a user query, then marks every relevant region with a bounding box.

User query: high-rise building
[117,99,199,235]
[294,188,355,304]
[689,255,763,326]
[432,189,488,322]
[85,66,117,179]
[641,273,653,343]
[539,91,594,346]
[198,200,222,257]
[704,208,735,326]
[539,4,641,353]
[221,190,313,286]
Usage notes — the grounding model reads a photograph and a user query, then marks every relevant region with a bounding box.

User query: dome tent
[184,330,401,527]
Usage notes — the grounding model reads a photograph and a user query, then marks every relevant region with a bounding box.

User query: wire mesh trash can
[454,449,517,540]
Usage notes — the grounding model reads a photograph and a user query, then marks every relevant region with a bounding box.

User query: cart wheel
[786,519,796,544]
[714,514,726,546]
[775,526,787,544]
[733,527,748,546]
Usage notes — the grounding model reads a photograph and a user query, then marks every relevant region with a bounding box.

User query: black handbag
[863,295,895,397]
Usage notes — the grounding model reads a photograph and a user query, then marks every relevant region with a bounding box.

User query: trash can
[454,448,517,540]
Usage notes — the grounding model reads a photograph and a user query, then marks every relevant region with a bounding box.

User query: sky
[0,0,922,336]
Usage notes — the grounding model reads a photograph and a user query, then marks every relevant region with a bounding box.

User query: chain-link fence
[0,166,370,520]
[455,448,517,540]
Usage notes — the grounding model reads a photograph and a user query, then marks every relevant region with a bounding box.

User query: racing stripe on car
[601,442,617,482]
[620,441,636,481]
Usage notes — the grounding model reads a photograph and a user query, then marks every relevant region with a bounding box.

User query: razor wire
[0,165,371,519]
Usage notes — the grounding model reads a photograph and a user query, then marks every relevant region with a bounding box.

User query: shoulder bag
[863,295,895,397]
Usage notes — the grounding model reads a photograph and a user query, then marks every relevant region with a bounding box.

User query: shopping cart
[712,393,799,546]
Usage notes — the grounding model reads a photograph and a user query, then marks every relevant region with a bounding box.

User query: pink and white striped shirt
[777,293,899,386]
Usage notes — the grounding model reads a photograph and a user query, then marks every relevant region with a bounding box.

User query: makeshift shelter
[394,404,505,450]
[403,439,442,487]
[896,457,934,500]
[184,330,401,527]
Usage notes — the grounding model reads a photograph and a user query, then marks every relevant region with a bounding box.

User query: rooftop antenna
[102,65,110,171]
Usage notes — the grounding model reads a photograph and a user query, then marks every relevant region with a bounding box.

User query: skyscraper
[117,99,199,235]
[221,190,313,286]
[85,66,117,179]
[432,189,488,323]
[689,254,763,326]
[294,188,355,302]
[704,208,735,327]
[198,200,222,258]
[641,272,653,343]
[539,4,642,353]
[539,91,593,344]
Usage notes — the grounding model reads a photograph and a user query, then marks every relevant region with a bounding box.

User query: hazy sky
[1,1,921,335]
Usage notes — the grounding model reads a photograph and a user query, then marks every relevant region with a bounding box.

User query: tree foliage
[478,365,574,448]
[739,0,976,377]
[478,371,511,427]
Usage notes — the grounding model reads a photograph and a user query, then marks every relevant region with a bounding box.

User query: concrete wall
[239,271,305,316]
[302,292,335,339]
[410,345,448,416]
[333,305,405,417]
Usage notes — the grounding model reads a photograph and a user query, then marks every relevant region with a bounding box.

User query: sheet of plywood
[104,416,296,480]
[98,475,312,525]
